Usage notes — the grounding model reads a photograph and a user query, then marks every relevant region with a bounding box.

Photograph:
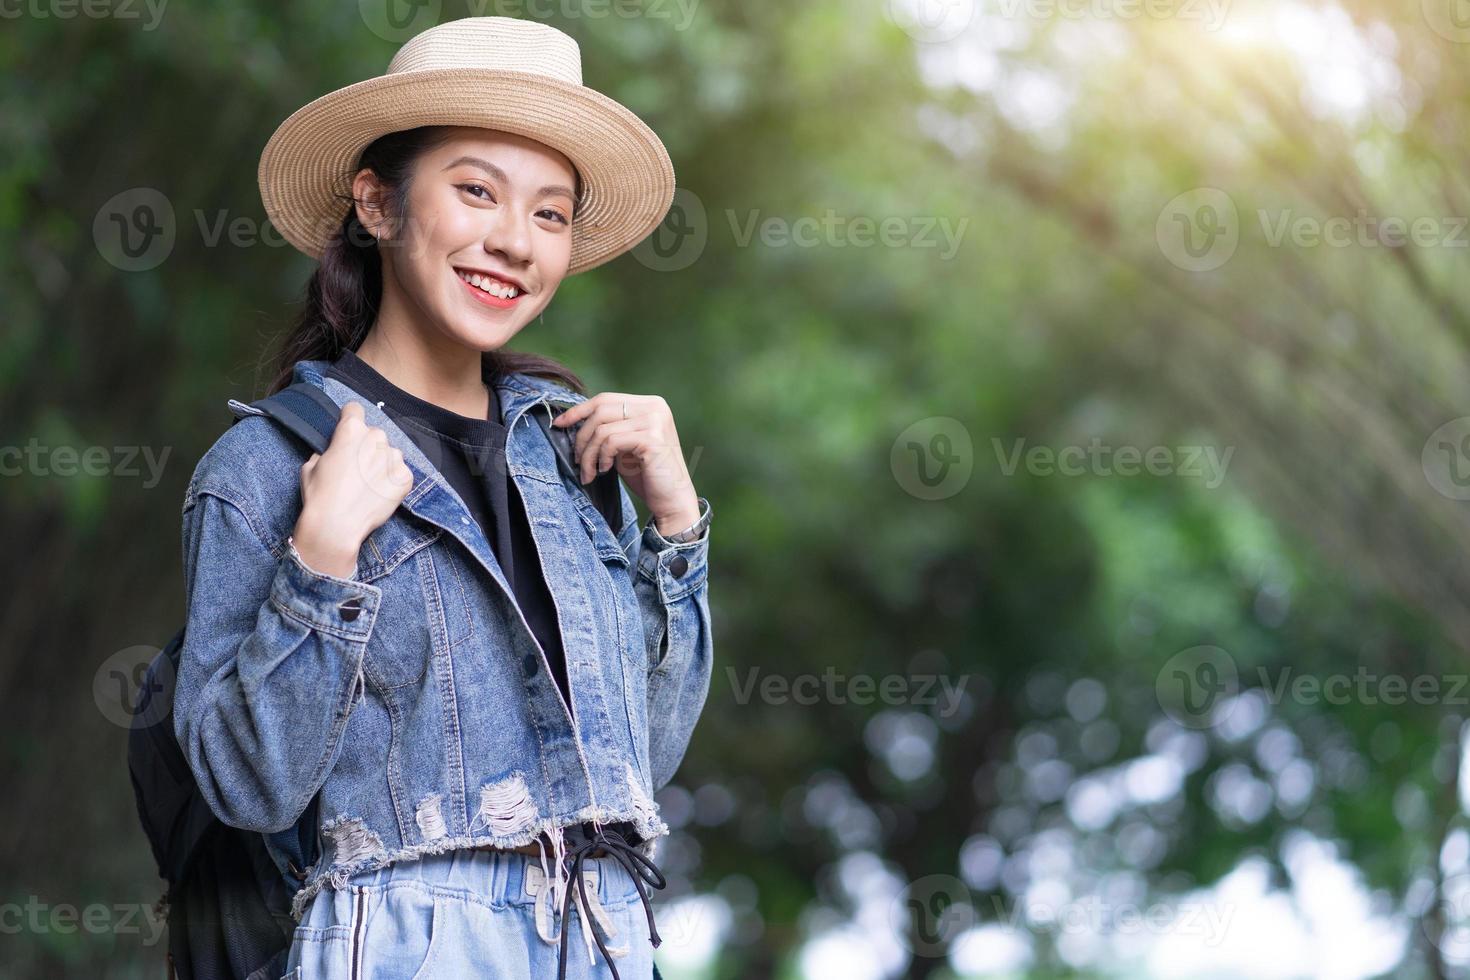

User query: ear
[350,168,389,241]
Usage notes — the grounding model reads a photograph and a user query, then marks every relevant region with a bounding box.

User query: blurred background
[7,0,1470,976]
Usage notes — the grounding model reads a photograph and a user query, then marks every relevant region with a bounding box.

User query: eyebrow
[442,155,577,204]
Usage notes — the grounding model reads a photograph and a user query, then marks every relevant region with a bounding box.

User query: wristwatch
[656,496,712,544]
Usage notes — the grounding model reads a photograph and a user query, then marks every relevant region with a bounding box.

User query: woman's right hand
[290,400,414,578]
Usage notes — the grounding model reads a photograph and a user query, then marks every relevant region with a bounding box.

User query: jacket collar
[283,357,585,598]
[288,357,588,428]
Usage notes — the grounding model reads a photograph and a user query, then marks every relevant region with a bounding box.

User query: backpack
[129,380,633,980]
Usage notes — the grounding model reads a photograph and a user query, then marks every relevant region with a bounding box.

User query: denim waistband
[327,821,666,980]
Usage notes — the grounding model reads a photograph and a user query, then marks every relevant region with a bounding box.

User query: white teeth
[457,270,520,299]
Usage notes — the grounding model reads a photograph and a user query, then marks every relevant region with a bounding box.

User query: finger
[331,401,367,446]
[570,396,634,461]
[579,420,602,484]
[596,429,630,477]
[578,418,618,484]
[393,461,414,489]
[583,420,638,483]
[552,394,598,427]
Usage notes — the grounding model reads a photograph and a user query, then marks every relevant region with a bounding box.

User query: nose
[483,205,533,269]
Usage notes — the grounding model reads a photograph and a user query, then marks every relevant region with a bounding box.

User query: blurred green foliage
[6,0,1470,977]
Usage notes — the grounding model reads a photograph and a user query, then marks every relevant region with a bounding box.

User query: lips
[454,266,526,297]
[455,267,524,309]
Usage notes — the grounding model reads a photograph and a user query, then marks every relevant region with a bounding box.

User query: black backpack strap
[242,385,625,536]
[239,382,342,456]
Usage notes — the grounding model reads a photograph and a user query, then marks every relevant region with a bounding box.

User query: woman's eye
[459,183,493,201]
[538,209,570,226]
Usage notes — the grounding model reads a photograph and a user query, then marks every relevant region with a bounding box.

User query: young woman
[173,17,713,980]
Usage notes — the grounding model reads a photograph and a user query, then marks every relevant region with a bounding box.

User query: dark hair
[262,125,585,396]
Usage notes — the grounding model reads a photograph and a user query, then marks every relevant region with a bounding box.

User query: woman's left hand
[552,392,702,535]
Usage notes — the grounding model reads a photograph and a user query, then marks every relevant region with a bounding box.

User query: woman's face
[355,127,578,353]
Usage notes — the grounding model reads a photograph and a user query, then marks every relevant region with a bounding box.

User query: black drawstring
[556,825,666,979]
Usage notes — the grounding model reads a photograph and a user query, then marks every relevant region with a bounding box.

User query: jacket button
[522,653,539,676]
[668,555,689,579]
[339,596,363,622]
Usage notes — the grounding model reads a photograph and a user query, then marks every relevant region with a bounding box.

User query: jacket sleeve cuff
[636,518,709,603]
[268,538,383,641]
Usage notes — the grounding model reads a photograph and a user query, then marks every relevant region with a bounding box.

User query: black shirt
[325,349,571,711]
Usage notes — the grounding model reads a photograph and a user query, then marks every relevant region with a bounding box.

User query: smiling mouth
[454,267,525,300]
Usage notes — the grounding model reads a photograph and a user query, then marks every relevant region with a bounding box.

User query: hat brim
[258,68,674,276]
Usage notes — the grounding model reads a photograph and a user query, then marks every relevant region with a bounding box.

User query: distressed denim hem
[288,804,671,920]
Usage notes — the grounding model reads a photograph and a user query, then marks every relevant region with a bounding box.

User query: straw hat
[257,16,674,275]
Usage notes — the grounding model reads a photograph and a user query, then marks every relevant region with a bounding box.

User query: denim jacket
[174,358,713,919]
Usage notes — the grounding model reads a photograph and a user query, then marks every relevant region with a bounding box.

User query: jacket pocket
[351,519,441,690]
[571,494,631,568]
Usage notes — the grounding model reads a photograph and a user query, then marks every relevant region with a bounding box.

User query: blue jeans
[281,847,657,979]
